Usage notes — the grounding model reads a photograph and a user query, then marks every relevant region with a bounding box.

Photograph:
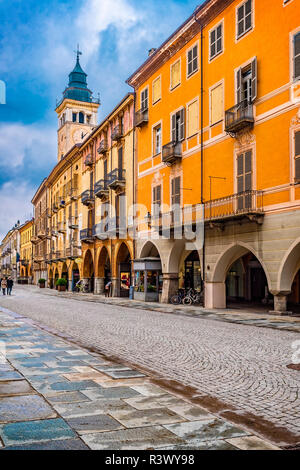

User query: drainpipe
[194,14,206,299]
[132,93,136,266]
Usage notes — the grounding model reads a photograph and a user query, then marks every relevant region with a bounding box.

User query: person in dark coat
[7,277,13,295]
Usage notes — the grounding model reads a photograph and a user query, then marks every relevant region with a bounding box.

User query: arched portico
[95,245,111,295]
[206,243,271,309]
[82,249,94,292]
[276,238,300,313]
[116,242,132,297]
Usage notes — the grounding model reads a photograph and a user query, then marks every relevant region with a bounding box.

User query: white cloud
[0,122,56,169]
[0,181,34,240]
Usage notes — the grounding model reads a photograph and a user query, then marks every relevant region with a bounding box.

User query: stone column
[270,293,292,316]
[161,273,179,304]
[95,277,105,295]
[205,282,226,309]
[68,279,72,292]
[111,278,118,297]
[81,278,90,292]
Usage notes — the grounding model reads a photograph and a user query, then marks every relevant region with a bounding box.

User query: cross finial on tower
[74,44,82,62]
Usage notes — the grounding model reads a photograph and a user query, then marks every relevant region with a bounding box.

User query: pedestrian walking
[1,278,7,295]
[7,277,13,296]
[105,280,112,297]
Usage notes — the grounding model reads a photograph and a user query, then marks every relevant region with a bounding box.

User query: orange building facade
[128,0,300,313]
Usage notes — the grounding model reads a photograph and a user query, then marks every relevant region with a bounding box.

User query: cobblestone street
[0,285,299,448]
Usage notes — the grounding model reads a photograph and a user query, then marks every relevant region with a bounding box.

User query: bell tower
[55,47,100,161]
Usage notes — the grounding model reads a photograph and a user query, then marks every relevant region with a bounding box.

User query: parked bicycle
[170,288,186,305]
[75,280,89,293]
[182,288,203,305]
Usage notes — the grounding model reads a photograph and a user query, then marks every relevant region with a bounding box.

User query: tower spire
[74,44,82,63]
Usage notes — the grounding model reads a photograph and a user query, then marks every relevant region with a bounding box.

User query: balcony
[37,227,46,239]
[108,169,126,191]
[66,246,81,259]
[69,188,79,200]
[204,190,264,225]
[162,141,182,165]
[92,222,109,240]
[80,228,94,243]
[81,190,94,206]
[20,259,28,266]
[57,221,66,233]
[97,139,108,155]
[51,226,58,237]
[84,154,93,167]
[52,202,59,213]
[46,208,52,218]
[111,125,123,141]
[106,216,126,238]
[68,217,78,229]
[135,108,149,128]
[225,101,254,136]
[31,232,39,244]
[94,179,109,200]
[59,199,66,208]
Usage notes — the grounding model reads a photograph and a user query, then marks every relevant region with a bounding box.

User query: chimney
[148,48,157,57]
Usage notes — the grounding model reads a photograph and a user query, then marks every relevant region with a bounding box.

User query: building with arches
[128,0,300,313]
[19,219,33,284]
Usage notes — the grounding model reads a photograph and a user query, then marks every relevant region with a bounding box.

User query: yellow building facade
[128,0,300,313]
[19,220,33,283]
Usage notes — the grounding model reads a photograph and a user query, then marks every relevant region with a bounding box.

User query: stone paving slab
[0,306,284,450]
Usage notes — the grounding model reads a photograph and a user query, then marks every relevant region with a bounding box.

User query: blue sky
[0,0,202,239]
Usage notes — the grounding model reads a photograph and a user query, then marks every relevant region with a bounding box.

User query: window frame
[186,97,199,138]
[140,86,149,111]
[152,76,162,105]
[170,58,181,91]
[236,0,254,42]
[170,176,181,208]
[186,41,199,79]
[151,120,163,157]
[292,30,300,82]
[170,107,185,143]
[209,20,224,62]
[153,124,162,156]
[209,81,224,127]
[294,129,300,182]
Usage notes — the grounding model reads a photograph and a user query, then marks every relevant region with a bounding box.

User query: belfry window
[79,112,84,124]
[72,113,77,122]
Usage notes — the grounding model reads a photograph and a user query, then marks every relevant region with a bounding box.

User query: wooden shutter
[251,57,257,102]
[295,159,300,180]
[211,84,223,125]
[188,101,198,137]
[118,146,123,169]
[171,114,176,142]
[236,68,242,104]
[104,159,108,179]
[295,131,300,157]
[171,60,180,88]
[179,108,185,141]
[153,77,161,103]
[188,49,193,76]
[73,174,78,189]
[294,32,300,80]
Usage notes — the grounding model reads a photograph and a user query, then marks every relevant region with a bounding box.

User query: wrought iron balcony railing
[81,190,94,206]
[92,222,109,240]
[84,154,93,167]
[108,169,126,191]
[66,246,81,259]
[162,141,182,165]
[57,221,66,233]
[94,179,109,200]
[69,188,79,200]
[97,139,108,155]
[135,108,149,128]
[80,228,94,243]
[111,125,123,141]
[204,190,264,223]
[225,101,254,135]
[68,217,79,229]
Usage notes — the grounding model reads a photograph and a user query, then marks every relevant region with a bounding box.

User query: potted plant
[56,278,68,292]
[38,278,46,288]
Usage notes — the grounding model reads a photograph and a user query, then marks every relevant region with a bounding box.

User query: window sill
[209,49,224,63]
[187,69,199,80]
[236,27,253,42]
[170,83,181,92]
[152,99,161,106]
[210,119,223,128]
[152,152,162,158]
